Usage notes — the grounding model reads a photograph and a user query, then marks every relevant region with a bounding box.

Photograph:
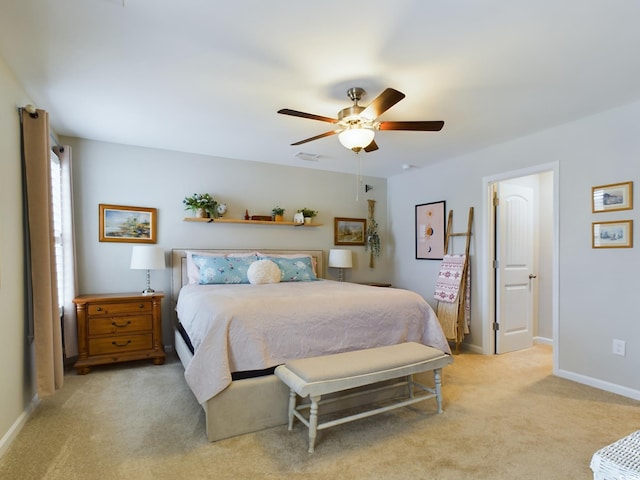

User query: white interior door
[496,182,535,354]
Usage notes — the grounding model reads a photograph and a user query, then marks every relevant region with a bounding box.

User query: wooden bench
[274,342,453,452]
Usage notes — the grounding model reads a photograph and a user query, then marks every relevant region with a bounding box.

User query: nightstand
[73,292,165,374]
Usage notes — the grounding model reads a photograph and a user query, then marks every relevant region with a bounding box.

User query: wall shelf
[183,217,322,227]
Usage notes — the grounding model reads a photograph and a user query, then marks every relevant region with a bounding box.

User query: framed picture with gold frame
[592,181,633,213]
[334,217,366,245]
[592,220,633,249]
[99,204,157,243]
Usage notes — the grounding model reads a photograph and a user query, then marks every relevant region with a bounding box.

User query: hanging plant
[365,219,381,257]
[365,199,381,268]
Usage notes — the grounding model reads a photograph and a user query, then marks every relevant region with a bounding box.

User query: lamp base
[141,288,156,295]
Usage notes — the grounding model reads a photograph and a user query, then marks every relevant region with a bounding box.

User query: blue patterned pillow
[258,255,318,282]
[193,254,257,284]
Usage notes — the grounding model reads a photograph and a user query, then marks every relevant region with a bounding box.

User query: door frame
[481,162,559,372]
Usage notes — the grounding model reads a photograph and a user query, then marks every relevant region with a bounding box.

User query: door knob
[529,274,537,279]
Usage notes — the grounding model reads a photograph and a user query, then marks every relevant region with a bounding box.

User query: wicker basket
[590,430,640,480]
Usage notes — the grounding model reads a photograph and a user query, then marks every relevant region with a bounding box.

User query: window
[50,150,64,312]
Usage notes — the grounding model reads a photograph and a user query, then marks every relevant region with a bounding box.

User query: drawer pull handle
[139,304,145,309]
[112,340,132,348]
[96,307,102,312]
[111,320,131,328]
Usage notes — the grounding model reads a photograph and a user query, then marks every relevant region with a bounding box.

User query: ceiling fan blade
[290,130,338,146]
[360,88,406,119]
[364,140,379,152]
[378,120,444,131]
[278,109,338,124]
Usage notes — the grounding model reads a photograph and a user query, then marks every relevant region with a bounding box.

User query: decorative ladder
[437,206,474,353]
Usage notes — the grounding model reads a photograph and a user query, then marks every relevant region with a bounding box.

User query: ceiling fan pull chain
[355,155,363,202]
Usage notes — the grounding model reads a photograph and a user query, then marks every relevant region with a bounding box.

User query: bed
[171,248,450,442]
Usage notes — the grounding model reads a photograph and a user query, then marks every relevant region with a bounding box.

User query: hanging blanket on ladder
[435,254,470,340]
[434,254,465,303]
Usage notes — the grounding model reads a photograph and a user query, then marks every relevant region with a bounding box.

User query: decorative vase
[274,214,284,222]
[293,212,304,224]
[196,208,208,218]
[304,217,312,224]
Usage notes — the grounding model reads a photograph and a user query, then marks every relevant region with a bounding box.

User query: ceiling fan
[278,87,444,153]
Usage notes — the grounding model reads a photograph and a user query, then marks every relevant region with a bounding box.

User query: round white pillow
[247,259,281,284]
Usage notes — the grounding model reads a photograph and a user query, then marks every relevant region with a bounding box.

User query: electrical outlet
[612,339,626,356]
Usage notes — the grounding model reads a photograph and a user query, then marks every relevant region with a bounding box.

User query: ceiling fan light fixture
[338,126,375,153]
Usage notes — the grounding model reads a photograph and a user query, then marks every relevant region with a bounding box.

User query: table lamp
[130,245,165,294]
[328,249,353,282]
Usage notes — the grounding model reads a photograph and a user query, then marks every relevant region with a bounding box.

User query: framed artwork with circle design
[415,201,446,260]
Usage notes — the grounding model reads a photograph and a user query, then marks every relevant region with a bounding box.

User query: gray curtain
[20,107,64,396]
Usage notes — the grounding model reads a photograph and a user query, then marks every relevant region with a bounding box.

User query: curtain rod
[18,105,64,151]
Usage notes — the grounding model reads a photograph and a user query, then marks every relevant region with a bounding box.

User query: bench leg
[287,389,297,430]
[407,374,414,398]
[308,395,321,453]
[434,368,443,413]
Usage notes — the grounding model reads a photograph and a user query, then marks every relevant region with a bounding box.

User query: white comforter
[176,280,450,404]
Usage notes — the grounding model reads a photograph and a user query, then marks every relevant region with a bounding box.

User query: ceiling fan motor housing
[338,105,369,125]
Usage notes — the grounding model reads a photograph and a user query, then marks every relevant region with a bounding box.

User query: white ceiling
[2,0,640,178]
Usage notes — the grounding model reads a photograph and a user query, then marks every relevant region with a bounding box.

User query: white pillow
[247,259,281,285]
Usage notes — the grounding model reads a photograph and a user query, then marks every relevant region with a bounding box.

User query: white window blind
[50,149,64,309]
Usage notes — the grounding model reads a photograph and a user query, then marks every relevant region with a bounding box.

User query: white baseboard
[459,343,483,354]
[534,336,553,346]
[556,368,640,402]
[0,395,39,459]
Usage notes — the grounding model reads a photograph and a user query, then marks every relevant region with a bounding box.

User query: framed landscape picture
[592,220,633,249]
[99,204,157,243]
[334,217,366,245]
[592,181,633,213]
[416,201,446,260]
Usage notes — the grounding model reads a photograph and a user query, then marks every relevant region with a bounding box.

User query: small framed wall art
[592,181,633,213]
[334,217,366,245]
[415,201,446,260]
[99,204,157,243]
[592,220,633,249]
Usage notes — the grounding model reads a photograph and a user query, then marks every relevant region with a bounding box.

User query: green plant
[183,193,218,217]
[298,208,317,218]
[365,219,381,257]
[272,206,285,216]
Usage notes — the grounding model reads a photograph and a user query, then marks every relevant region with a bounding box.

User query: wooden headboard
[170,248,325,307]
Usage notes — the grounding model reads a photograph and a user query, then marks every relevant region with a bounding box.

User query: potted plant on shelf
[298,208,318,224]
[183,193,218,218]
[272,206,285,222]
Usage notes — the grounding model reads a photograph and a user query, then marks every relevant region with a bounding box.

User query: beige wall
[0,58,36,453]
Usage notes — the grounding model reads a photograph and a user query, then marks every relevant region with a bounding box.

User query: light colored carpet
[1,345,638,479]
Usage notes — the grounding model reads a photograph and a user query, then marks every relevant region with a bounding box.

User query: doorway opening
[482,163,558,369]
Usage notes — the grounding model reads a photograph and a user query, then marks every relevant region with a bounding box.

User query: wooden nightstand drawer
[89,333,153,355]
[88,301,152,316]
[88,314,152,336]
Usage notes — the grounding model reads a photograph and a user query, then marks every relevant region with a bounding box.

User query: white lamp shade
[338,127,375,151]
[130,246,165,270]
[328,249,353,269]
